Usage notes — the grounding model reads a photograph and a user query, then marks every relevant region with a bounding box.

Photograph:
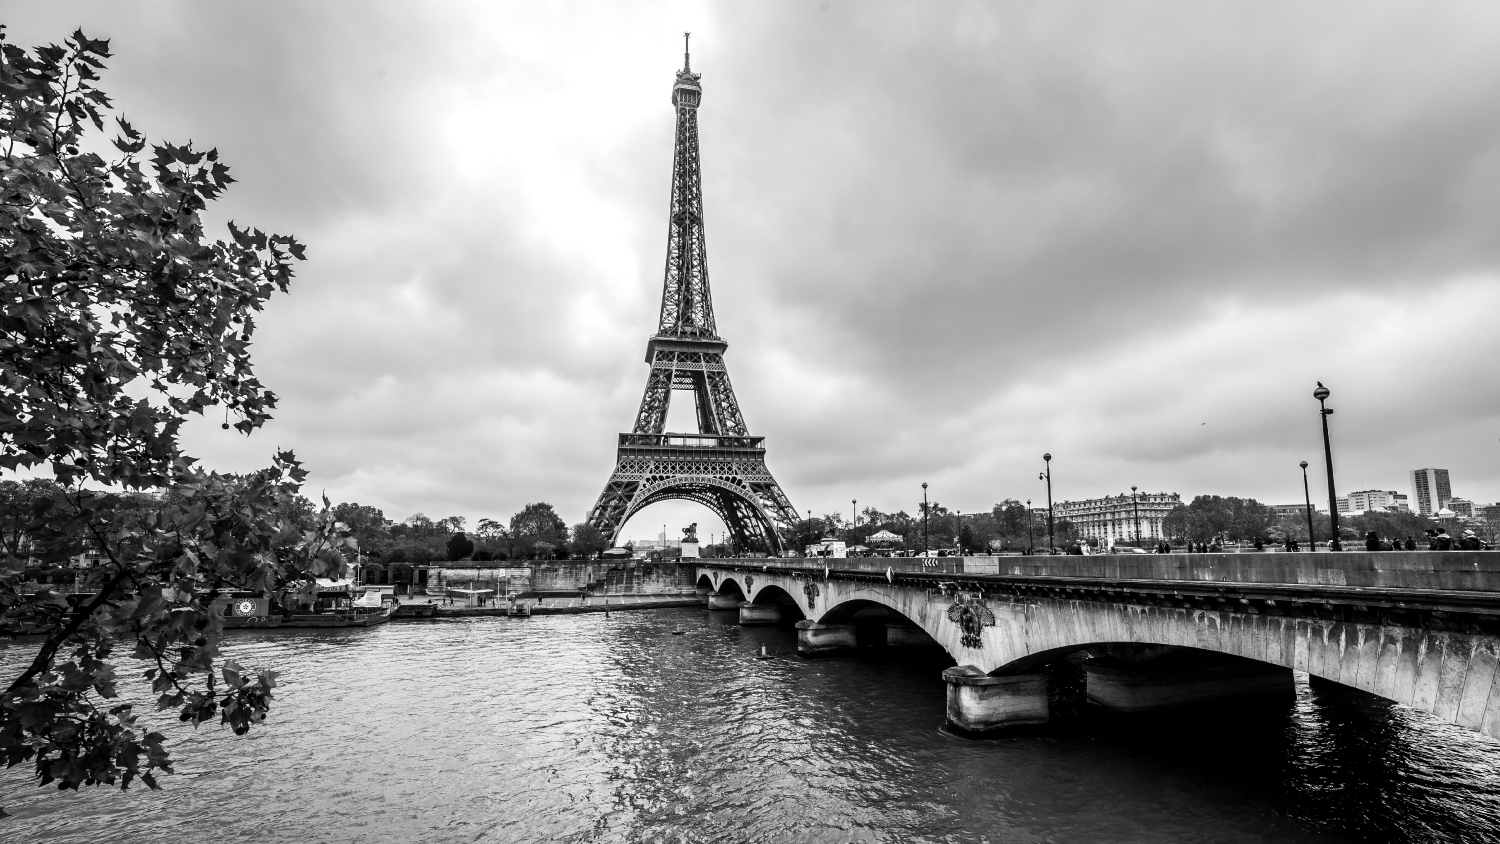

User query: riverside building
[1053,492,1181,545]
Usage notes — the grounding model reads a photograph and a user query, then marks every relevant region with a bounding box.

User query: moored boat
[222,581,395,629]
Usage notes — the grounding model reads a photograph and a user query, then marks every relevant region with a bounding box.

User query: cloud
[7,1,1499,541]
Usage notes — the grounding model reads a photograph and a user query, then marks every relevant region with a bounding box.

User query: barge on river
[223,578,394,630]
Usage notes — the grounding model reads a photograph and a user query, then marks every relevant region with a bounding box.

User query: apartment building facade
[1052,492,1182,545]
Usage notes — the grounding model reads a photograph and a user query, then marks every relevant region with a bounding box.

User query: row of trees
[788,499,1077,554]
[786,493,1470,552]
[335,501,606,563]
[1158,494,1454,545]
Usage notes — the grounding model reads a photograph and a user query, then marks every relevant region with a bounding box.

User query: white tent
[866,530,903,545]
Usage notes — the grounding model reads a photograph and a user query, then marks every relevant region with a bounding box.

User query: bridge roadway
[693,552,1500,737]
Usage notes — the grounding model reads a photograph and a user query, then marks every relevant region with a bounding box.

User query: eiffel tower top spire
[659,33,715,339]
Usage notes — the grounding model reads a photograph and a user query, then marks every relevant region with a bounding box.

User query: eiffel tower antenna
[683,32,691,71]
[586,43,798,555]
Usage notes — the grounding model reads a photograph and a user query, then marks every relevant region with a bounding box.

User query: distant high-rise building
[1410,468,1452,516]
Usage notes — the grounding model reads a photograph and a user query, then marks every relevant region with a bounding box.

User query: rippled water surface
[4,610,1500,843]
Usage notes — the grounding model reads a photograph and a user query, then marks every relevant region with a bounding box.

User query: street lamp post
[1026,498,1034,553]
[1040,453,1054,553]
[922,483,929,556]
[1131,485,1141,545]
[1313,382,1341,551]
[1300,460,1316,551]
[852,499,857,542]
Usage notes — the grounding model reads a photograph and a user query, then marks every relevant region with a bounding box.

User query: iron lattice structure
[587,38,798,554]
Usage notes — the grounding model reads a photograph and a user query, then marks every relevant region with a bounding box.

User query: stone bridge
[694,553,1500,738]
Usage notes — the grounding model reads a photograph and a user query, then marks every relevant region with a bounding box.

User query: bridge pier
[706,591,739,611]
[942,665,1049,732]
[795,621,856,657]
[738,602,781,625]
[695,586,710,604]
[1083,653,1294,713]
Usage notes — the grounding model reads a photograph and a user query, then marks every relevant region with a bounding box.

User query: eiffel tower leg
[701,367,746,436]
[632,366,674,436]
[713,488,770,554]
[587,466,642,547]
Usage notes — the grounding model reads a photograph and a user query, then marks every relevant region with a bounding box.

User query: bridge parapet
[702,552,1500,592]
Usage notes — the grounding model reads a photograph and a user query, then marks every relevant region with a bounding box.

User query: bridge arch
[617,477,786,555]
[744,583,806,623]
[714,575,747,602]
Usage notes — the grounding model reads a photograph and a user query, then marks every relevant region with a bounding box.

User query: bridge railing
[701,552,1500,594]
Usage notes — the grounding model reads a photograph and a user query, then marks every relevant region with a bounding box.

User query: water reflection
[2,610,1497,843]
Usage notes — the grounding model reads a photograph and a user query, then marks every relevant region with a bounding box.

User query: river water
[4,608,1500,843]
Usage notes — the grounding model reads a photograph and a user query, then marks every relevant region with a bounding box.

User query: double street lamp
[1314,382,1341,552]
[1039,453,1055,552]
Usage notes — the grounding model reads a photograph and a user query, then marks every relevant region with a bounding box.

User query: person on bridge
[1365,531,1382,552]
[1460,530,1488,551]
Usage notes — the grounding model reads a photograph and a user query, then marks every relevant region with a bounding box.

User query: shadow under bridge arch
[816,598,948,653]
[619,477,787,555]
[744,583,805,624]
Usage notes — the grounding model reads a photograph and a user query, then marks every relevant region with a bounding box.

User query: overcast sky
[7,1,1500,541]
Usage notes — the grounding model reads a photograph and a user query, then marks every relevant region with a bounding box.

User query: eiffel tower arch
[587,36,798,555]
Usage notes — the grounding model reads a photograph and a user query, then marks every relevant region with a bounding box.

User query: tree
[958,523,978,554]
[1,31,347,806]
[508,503,567,558]
[331,502,391,556]
[403,513,437,538]
[0,478,71,561]
[570,522,608,558]
[445,532,474,560]
[992,499,1028,541]
[1164,495,1274,544]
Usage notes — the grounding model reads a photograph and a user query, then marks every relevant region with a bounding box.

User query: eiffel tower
[587,35,798,555]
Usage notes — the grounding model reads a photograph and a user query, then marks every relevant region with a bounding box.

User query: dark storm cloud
[5,1,1498,535]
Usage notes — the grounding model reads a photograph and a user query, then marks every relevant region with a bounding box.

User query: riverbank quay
[392,593,703,620]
